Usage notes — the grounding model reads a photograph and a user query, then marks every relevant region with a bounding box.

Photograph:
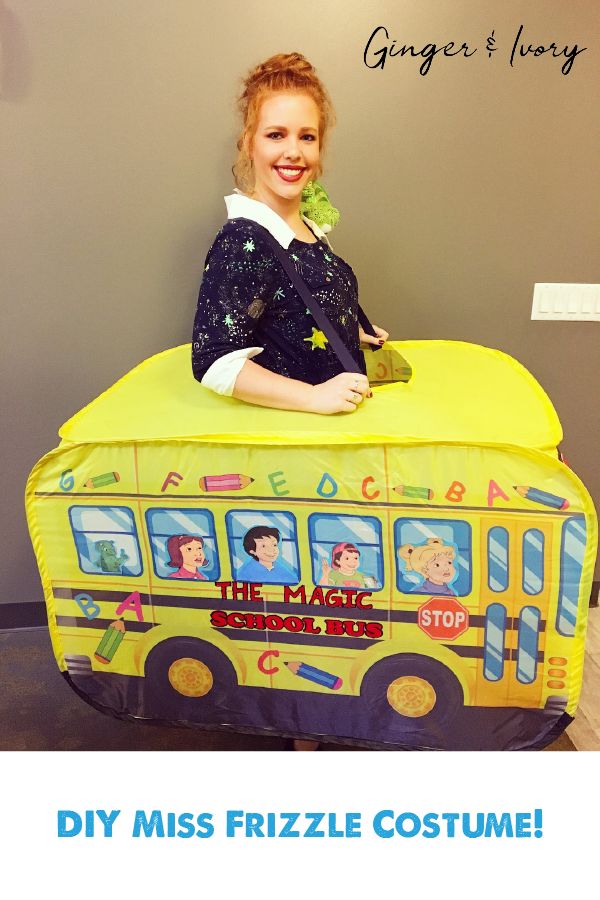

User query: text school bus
[26,341,598,750]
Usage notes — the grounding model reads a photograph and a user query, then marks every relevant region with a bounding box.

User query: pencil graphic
[94,619,126,664]
[393,484,434,500]
[285,661,343,690]
[198,473,254,492]
[513,485,569,510]
[84,471,120,488]
[393,364,412,381]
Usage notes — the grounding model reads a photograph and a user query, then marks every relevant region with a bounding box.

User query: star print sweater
[192,217,366,388]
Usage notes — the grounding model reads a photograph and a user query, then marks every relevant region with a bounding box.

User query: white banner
[1,751,596,898]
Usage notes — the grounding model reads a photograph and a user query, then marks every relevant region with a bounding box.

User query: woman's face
[180,540,205,568]
[249,91,320,207]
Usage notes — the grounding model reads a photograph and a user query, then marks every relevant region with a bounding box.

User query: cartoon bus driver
[237,526,296,583]
[167,534,209,580]
[397,536,457,595]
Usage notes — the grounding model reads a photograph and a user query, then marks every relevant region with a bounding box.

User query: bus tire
[144,638,237,712]
[360,654,463,727]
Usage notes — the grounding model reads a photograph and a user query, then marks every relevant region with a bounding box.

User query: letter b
[74,593,101,620]
[445,481,466,503]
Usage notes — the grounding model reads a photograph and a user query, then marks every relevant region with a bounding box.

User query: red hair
[232,52,335,192]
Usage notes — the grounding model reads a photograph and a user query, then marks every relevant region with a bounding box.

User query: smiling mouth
[274,166,306,183]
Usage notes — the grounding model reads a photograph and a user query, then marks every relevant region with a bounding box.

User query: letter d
[58,810,82,837]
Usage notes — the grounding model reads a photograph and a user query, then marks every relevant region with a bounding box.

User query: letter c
[362,476,380,501]
[372,810,395,838]
[258,649,280,675]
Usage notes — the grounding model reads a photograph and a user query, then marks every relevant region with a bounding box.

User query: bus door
[479,517,553,707]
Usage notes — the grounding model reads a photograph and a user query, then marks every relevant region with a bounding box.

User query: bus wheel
[361,654,463,726]
[145,638,237,709]
[386,675,436,717]
[168,658,213,698]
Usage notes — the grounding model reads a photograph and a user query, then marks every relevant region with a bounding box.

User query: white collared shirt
[200,193,331,396]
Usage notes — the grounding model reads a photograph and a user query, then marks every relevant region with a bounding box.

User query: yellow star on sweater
[303,327,328,350]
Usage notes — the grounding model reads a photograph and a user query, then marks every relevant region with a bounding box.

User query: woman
[192,52,388,414]
[192,53,389,749]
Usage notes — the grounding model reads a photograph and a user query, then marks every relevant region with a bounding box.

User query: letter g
[364,26,389,70]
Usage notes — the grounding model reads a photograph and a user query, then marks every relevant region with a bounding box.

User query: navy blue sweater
[192,218,366,385]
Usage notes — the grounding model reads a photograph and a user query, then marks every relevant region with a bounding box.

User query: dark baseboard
[2,583,599,629]
[0,602,48,629]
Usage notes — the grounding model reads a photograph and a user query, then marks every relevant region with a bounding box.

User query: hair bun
[245,52,317,92]
[252,52,313,79]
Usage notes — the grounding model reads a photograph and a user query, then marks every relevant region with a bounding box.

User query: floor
[3,615,597,751]
[566,605,600,749]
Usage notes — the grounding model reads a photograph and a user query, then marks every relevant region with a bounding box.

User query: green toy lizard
[300,181,340,232]
[95,539,129,573]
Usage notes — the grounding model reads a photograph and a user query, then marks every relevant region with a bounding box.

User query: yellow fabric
[26,339,598,749]
[58,341,562,449]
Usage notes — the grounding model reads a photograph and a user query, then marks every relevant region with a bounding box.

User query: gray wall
[2,0,598,602]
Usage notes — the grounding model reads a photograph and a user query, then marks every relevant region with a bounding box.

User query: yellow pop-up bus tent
[26,340,598,749]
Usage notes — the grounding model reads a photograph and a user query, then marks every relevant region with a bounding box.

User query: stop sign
[418,596,469,640]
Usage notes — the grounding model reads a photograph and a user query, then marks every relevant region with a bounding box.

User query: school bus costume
[26,340,598,749]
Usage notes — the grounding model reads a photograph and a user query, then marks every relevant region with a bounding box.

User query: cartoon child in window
[319,542,375,588]
[237,526,296,583]
[167,534,209,580]
[398,537,457,595]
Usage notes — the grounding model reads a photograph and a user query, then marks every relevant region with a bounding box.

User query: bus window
[394,518,472,596]
[225,510,300,585]
[68,505,142,577]
[516,606,541,684]
[487,527,509,592]
[483,603,507,681]
[557,517,587,637]
[522,529,544,596]
[145,508,219,581]
[307,513,383,590]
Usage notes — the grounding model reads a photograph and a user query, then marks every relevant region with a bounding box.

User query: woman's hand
[359,324,389,347]
[232,359,370,416]
[307,372,371,415]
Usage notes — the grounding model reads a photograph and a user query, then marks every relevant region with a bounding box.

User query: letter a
[487,479,510,507]
[115,591,144,622]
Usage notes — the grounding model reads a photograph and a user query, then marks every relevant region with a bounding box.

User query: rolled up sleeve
[200,346,264,396]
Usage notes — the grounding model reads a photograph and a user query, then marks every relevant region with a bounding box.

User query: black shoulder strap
[245,220,380,375]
